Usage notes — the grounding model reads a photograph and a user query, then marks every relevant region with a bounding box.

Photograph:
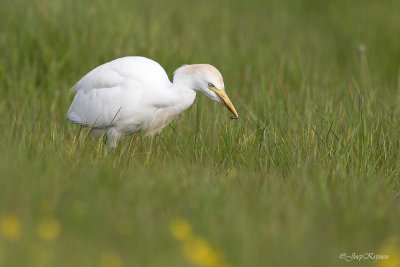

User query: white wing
[67,56,173,129]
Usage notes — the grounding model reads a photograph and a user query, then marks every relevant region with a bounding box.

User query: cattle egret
[67,56,238,148]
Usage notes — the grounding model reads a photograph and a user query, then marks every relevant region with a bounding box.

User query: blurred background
[0,0,400,266]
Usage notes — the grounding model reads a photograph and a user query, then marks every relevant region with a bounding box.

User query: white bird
[67,56,238,148]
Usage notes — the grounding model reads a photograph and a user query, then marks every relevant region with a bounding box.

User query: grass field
[1,0,400,266]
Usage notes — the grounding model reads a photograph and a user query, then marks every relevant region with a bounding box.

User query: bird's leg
[107,128,121,149]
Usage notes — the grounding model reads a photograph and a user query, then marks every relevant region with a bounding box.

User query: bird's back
[71,56,170,93]
[67,56,172,130]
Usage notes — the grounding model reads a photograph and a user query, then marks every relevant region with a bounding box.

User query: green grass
[1,0,400,266]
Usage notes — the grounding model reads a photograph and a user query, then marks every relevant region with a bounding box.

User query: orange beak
[211,88,239,119]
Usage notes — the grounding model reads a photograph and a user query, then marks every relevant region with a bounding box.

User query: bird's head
[173,64,238,119]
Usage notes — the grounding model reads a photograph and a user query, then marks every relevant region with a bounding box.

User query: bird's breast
[146,108,180,135]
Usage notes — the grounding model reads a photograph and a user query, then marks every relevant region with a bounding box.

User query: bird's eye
[208,83,215,88]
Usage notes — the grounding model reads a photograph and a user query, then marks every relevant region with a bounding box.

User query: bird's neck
[171,82,197,111]
[171,69,200,111]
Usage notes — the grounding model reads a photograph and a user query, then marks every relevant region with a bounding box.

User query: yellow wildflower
[378,239,400,267]
[171,218,193,241]
[37,217,61,241]
[183,236,229,267]
[100,250,123,267]
[0,215,21,241]
[170,218,233,267]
